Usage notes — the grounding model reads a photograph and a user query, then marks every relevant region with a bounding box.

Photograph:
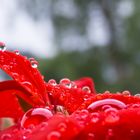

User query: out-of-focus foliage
[18,0,140,94]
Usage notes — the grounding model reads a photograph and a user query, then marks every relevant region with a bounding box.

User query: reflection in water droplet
[29,58,38,68]
[0,42,6,52]
[48,79,57,86]
[59,78,71,88]
[20,108,53,128]
[102,105,112,111]
[82,86,91,93]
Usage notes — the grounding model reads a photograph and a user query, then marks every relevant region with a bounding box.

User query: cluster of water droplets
[87,98,127,126]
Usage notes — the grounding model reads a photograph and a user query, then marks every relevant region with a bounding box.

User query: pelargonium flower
[0,42,140,140]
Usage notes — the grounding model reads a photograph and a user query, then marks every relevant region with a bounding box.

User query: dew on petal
[1,133,12,140]
[88,99,126,111]
[122,90,131,96]
[87,133,95,139]
[48,79,57,86]
[105,129,114,139]
[0,42,6,52]
[23,129,32,137]
[59,78,71,88]
[47,131,61,140]
[104,108,120,124]
[20,108,53,128]
[91,112,100,123]
[71,81,77,88]
[14,50,20,55]
[82,86,91,93]
[29,58,38,68]
[134,93,140,98]
[58,123,67,132]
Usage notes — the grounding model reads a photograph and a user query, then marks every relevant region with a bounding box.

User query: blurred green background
[1,0,140,94]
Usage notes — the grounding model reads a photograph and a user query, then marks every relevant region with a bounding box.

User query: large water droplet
[0,42,6,52]
[20,108,53,128]
[88,99,126,111]
[29,58,38,68]
[82,86,91,93]
[1,133,12,140]
[48,79,57,86]
[59,78,71,88]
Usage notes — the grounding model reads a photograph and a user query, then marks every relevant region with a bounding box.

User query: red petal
[0,51,49,106]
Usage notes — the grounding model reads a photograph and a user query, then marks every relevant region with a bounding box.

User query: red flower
[0,42,140,140]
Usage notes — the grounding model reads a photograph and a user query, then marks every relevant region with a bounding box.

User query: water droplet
[0,42,6,52]
[21,81,34,92]
[48,79,57,86]
[23,129,32,137]
[88,99,126,111]
[106,129,114,139]
[29,58,38,68]
[91,112,100,123]
[47,131,61,140]
[1,133,12,140]
[104,91,110,94]
[122,90,131,96]
[104,108,120,124]
[58,123,67,132]
[82,86,91,93]
[40,122,48,131]
[14,50,20,55]
[87,133,95,139]
[59,78,71,88]
[131,103,140,108]
[130,129,134,135]
[80,110,89,120]
[20,108,53,128]
[71,81,77,88]
[134,94,140,97]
